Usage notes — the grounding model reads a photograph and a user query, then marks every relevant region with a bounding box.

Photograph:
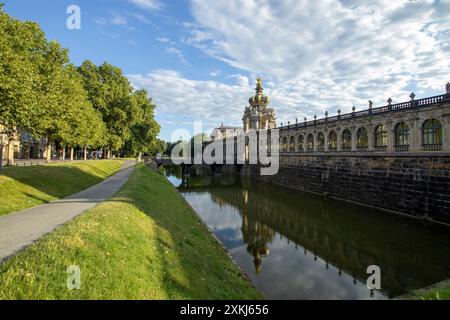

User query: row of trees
[0,4,161,164]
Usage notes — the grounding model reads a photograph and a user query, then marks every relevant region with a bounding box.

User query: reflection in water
[164,166,450,300]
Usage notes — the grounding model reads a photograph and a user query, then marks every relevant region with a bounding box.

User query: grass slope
[401,280,450,300]
[0,164,261,300]
[0,160,124,216]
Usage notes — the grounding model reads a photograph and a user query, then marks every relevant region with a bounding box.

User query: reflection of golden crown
[249,78,270,107]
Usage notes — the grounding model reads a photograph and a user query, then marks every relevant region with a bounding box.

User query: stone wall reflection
[204,179,450,298]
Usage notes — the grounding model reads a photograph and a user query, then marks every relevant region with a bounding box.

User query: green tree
[0,6,53,163]
[125,89,160,159]
[78,61,138,158]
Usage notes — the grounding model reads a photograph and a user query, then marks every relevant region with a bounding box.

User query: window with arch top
[422,119,442,146]
[342,129,352,149]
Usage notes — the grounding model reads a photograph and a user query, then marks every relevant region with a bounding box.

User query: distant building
[0,125,50,164]
[211,124,242,139]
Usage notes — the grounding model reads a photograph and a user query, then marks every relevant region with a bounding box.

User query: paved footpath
[0,160,136,262]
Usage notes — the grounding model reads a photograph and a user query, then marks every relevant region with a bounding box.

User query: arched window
[357,127,368,150]
[306,134,314,151]
[374,125,388,151]
[289,136,295,152]
[329,131,337,151]
[395,122,409,151]
[317,132,325,151]
[297,135,304,151]
[422,119,442,151]
[342,129,352,151]
[282,137,288,152]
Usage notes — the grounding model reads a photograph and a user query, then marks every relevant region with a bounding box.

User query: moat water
[164,166,450,300]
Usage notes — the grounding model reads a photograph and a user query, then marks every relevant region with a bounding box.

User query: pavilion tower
[243,78,277,132]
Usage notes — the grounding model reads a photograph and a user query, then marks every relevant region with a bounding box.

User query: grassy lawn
[0,160,124,216]
[0,164,261,300]
[403,280,450,300]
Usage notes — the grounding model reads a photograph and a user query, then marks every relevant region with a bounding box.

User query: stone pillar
[442,115,450,152]
[351,127,357,152]
[386,123,394,152]
[337,129,342,152]
[313,132,317,152]
[368,126,374,151]
[409,118,420,152]
[324,131,329,152]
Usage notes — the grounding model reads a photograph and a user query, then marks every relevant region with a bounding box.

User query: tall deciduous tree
[78,61,138,158]
[0,5,52,163]
[125,89,160,158]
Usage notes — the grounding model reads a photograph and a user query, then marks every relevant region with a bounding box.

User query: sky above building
[4,0,450,141]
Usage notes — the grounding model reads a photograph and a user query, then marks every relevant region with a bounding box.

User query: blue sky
[4,0,450,141]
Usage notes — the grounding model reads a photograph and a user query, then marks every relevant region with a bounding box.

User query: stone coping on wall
[279,151,450,158]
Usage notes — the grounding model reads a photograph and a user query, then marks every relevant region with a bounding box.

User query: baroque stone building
[278,84,450,154]
[239,82,450,226]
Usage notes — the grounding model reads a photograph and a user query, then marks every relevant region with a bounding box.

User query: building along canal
[164,166,450,300]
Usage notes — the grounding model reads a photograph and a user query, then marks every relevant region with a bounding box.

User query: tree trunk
[46,143,52,163]
[70,147,74,161]
[0,142,3,170]
[6,137,15,166]
[62,147,66,161]
[107,149,111,159]
[83,146,87,161]
[137,151,142,162]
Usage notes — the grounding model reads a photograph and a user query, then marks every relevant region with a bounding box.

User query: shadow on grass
[2,166,103,198]
[0,161,123,216]
[119,165,259,299]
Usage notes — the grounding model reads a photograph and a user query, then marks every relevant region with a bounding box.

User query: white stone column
[386,122,394,152]
[324,130,329,152]
[368,125,374,151]
[351,127,357,152]
[337,129,342,152]
[442,115,450,152]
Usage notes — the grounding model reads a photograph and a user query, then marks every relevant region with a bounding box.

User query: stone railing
[278,93,450,131]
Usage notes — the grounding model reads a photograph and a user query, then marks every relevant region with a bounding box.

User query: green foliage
[0,10,50,136]
[78,61,160,154]
[0,8,160,155]
[126,89,161,156]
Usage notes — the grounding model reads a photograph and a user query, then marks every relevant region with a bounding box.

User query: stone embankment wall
[240,154,450,225]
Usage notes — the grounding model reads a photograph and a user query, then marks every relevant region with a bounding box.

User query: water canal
[164,166,450,300]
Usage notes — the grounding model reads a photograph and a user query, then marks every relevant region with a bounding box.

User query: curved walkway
[0,160,136,262]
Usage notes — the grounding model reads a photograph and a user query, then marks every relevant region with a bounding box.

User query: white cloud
[156,37,170,43]
[165,47,188,64]
[127,70,252,127]
[128,0,162,11]
[110,12,128,26]
[127,70,333,130]
[184,0,450,118]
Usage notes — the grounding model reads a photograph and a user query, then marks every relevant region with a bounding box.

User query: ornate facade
[278,83,450,154]
[242,78,276,132]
